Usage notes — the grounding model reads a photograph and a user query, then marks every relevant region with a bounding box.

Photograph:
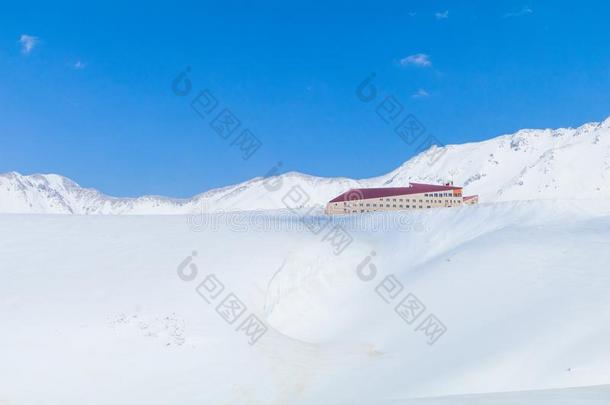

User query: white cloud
[19,34,38,54]
[435,10,449,19]
[400,53,432,67]
[412,89,430,99]
[73,61,86,70]
[504,6,533,18]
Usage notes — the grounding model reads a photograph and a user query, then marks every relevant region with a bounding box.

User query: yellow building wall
[325,189,465,215]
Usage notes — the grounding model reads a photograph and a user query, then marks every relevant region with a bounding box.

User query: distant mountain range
[2,117,609,214]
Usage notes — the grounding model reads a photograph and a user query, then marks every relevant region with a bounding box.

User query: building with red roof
[325,182,478,215]
[463,195,479,205]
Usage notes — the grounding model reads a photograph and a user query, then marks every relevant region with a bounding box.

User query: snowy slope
[1,200,609,403]
[1,117,610,214]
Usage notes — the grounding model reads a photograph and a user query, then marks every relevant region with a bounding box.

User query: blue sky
[1,1,609,197]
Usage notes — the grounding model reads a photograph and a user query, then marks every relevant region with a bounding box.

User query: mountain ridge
[2,117,609,214]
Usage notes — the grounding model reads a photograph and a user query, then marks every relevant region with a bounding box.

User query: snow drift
[1,199,609,403]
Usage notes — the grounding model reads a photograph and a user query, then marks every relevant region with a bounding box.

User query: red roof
[463,195,478,201]
[329,183,462,203]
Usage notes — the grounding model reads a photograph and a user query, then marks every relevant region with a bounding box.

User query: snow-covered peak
[1,117,609,214]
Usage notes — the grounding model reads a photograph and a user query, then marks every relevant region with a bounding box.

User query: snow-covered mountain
[2,117,610,214]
